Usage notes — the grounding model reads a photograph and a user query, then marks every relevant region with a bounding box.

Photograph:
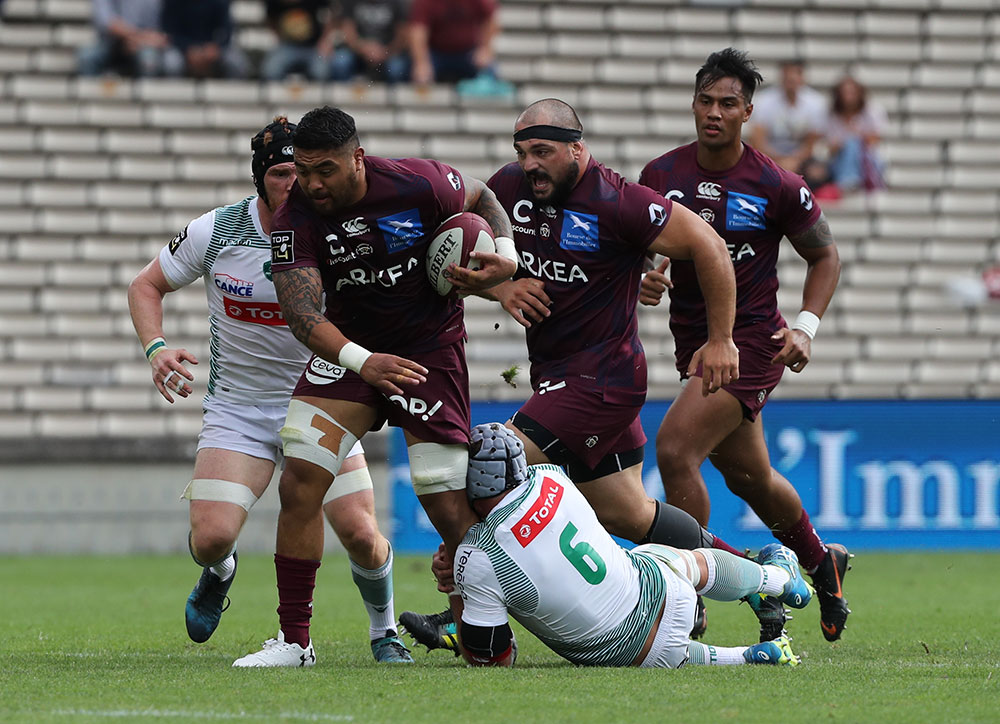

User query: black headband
[513,125,583,143]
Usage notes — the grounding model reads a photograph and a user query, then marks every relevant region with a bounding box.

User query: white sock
[210,553,236,582]
[687,641,750,666]
[350,545,396,640]
[760,565,791,596]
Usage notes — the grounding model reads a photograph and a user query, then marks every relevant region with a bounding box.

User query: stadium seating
[0,0,997,447]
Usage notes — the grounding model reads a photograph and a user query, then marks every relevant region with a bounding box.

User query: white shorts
[633,544,698,669]
[198,398,364,466]
[198,399,287,463]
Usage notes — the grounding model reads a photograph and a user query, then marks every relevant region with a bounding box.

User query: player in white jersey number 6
[423,423,810,668]
[127,116,411,663]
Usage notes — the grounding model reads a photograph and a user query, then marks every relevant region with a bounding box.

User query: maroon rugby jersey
[270,156,466,354]
[489,157,672,404]
[639,142,821,351]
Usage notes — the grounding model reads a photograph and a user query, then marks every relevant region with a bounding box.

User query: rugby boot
[810,543,852,641]
[185,552,237,643]
[399,609,459,655]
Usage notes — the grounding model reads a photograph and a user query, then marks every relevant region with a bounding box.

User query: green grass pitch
[3,552,999,723]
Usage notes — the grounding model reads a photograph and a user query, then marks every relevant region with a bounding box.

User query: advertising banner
[390,400,1000,553]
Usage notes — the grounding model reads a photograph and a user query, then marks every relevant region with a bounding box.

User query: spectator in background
[824,75,888,194]
[162,0,250,79]
[261,0,337,82]
[329,0,410,84]
[748,59,827,189]
[78,0,168,77]
[409,0,511,96]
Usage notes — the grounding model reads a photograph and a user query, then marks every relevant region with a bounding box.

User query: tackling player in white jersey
[425,423,811,668]
[127,116,412,663]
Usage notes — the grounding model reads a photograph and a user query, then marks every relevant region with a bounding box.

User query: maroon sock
[275,553,320,648]
[773,509,827,572]
[710,534,747,558]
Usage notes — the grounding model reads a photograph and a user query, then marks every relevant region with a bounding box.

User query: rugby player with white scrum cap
[128,116,411,663]
[428,423,810,669]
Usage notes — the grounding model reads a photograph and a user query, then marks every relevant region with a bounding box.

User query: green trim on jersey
[464,465,667,667]
[202,197,265,402]
[464,478,541,614]
[541,551,663,667]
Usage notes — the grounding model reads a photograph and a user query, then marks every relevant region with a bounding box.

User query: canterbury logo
[697,181,721,198]
[342,217,368,235]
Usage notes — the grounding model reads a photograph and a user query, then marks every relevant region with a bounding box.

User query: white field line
[52,710,352,721]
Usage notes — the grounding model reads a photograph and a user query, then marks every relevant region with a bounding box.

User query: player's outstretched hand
[149,347,197,403]
[771,327,812,372]
[639,257,672,306]
[493,278,551,328]
[431,542,455,594]
[359,352,428,396]
[688,337,739,396]
[446,251,518,293]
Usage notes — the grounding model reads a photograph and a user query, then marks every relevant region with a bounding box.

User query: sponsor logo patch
[513,477,564,547]
[377,209,423,253]
[726,191,768,231]
[648,202,667,226]
[271,230,294,264]
[224,298,285,326]
[799,186,814,211]
[168,225,188,255]
[560,210,599,252]
[214,272,254,297]
[305,356,346,385]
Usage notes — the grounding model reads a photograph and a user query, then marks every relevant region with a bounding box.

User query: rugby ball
[426,212,496,296]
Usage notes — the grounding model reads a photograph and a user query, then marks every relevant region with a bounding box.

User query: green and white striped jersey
[455,464,665,666]
[158,197,310,406]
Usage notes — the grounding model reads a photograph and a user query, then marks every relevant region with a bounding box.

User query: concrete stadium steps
[0,0,997,422]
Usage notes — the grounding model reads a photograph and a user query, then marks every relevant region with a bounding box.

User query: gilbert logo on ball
[425,212,496,296]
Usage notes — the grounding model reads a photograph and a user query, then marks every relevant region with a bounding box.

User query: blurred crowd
[77,0,514,97]
[748,59,888,199]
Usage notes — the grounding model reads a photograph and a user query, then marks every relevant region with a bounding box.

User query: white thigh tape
[280,399,359,477]
[323,466,374,503]
[408,442,469,496]
[181,478,259,512]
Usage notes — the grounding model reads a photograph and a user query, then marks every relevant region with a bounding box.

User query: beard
[526,159,579,207]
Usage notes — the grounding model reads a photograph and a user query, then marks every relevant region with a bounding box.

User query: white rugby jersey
[455,464,665,666]
[158,196,310,406]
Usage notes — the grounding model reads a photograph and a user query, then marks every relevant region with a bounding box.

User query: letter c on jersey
[513,199,533,223]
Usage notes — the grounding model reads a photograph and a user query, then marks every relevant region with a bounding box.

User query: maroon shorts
[515,376,646,478]
[677,323,785,421]
[292,339,471,444]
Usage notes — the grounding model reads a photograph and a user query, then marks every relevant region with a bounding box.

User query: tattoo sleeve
[789,212,835,250]
[465,176,514,239]
[273,266,327,348]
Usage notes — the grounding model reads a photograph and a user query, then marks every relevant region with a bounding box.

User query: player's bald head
[515,99,583,134]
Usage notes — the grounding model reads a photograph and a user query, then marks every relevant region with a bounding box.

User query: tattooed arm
[273,266,341,355]
[788,212,841,320]
[272,266,427,395]
[447,175,517,292]
[774,212,842,372]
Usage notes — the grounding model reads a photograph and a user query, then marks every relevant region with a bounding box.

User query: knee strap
[280,399,359,477]
[181,478,259,512]
[408,442,469,496]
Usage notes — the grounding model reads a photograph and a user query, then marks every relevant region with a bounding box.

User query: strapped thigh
[181,478,259,512]
[280,399,359,477]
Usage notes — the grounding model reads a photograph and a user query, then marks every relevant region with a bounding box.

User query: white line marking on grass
[53,710,352,721]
